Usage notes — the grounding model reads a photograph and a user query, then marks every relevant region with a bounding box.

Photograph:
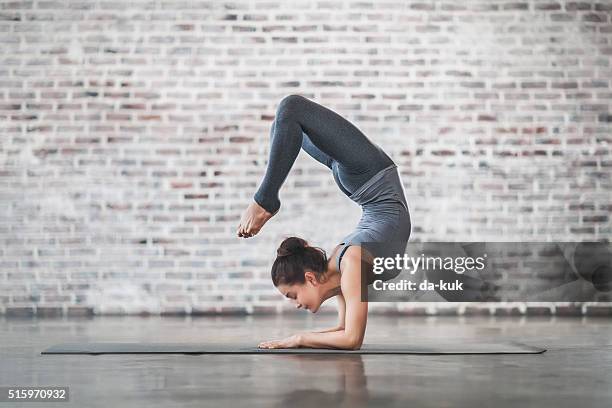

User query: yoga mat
[41,341,546,355]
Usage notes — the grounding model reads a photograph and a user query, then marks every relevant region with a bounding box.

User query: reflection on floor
[1,315,611,407]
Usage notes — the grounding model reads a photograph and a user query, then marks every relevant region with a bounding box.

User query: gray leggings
[254,95,395,213]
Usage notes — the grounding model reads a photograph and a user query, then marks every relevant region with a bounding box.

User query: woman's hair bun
[271,236,328,286]
[277,236,308,257]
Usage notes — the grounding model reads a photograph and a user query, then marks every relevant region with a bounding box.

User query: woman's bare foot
[237,201,278,238]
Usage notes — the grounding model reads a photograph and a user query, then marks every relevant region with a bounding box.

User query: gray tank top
[333,163,412,277]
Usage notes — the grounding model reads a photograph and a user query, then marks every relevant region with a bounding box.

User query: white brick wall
[0,0,611,316]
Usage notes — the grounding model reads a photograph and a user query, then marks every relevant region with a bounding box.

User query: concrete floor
[1,314,611,408]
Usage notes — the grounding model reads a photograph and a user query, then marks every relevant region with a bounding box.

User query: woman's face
[277,271,324,313]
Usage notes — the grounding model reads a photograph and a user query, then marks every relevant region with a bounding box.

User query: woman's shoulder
[343,245,362,260]
[338,245,362,272]
[337,246,368,297]
[334,243,374,273]
[339,244,376,275]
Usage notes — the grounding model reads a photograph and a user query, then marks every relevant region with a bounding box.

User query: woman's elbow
[345,335,363,350]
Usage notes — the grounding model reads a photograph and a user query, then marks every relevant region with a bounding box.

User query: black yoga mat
[41,341,546,355]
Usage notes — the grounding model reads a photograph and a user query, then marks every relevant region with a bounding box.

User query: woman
[236,95,411,350]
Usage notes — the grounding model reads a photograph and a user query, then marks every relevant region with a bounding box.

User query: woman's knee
[276,94,306,119]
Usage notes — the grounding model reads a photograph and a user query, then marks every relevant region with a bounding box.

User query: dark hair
[271,236,328,286]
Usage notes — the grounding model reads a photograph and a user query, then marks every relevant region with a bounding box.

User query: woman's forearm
[313,325,345,333]
[298,329,362,350]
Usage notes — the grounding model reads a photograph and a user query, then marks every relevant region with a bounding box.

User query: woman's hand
[258,334,302,349]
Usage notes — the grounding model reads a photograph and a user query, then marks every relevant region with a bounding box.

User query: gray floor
[1,314,611,408]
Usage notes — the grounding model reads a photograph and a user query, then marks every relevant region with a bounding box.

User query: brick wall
[1,0,611,317]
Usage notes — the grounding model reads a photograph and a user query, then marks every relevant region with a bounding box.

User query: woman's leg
[301,132,333,170]
[254,94,392,214]
[271,116,334,170]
